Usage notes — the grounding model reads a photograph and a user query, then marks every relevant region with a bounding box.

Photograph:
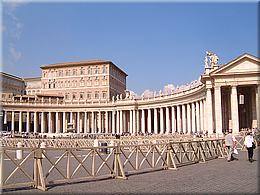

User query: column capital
[214,85,222,90]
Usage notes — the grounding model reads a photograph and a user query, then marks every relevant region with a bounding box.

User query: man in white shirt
[244,132,255,163]
[224,129,238,162]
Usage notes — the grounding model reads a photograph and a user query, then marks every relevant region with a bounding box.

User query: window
[65,93,69,99]
[80,93,84,99]
[80,78,84,87]
[102,66,107,74]
[102,92,107,99]
[95,92,99,99]
[88,68,92,75]
[73,69,77,76]
[95,77,99,86]
[59,70,63,77]
[95,66,98,74]
[72,94,76,99]
[102,76,107,85]
[87,93,91,99]
[80,67,84,75]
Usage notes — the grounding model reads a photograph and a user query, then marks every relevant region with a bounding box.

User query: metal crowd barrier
[1,138,225,192]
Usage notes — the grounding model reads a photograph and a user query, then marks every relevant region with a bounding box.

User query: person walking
[224,129,238,162]
[244,132,255,163]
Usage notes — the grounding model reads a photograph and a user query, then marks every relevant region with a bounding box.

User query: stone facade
[1,53,259,136]
[40,60,127,101]
[0,72,25,96]
[24,77,42,95]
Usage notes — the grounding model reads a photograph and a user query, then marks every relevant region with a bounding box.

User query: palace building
[0,52,259,136]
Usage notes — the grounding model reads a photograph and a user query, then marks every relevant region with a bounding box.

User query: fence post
[166,143,177,170]
[16,142,23,160]
[112,144,127,179]
[33,148,46,191]
[198,141,206,163]
[216,139,225,158]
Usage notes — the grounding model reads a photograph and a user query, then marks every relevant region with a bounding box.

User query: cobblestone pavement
[3,149,259,195]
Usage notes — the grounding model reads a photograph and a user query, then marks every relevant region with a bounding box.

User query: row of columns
[207,85,244,135]
[3,99,205,135]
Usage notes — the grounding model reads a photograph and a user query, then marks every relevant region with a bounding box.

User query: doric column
[141,109,145,134]
[187,103,191,134]
[26,111,30,133]
[56,112,60,133]
[63,112,66,133]
[256,85,260,129]
[148,108,152,133]
[196,101,200,133]
[86,112,90,133]
[214,86,223,135]
[182,105,186,134]
[160,107,164,134]
[154,108,158,134]
[70,112,73,123]
[4,110,7,125]
[177,105,181,133]
[91,111,95,133]
[84,112,87,133]
[112,110,115,134]
[231,85,239,134]
[133,110,136,134]
[80,113,83,133]
[19,111,22,133]
[165,107,170,134]
[123,110,126,133]
[98,111,102,133]
[119,110,123,134]
[203,99,207,133]
[129,110,133,134]
[191,102,196,133]
[136,110,140,133]
[48,112,52,133]
[200,100,204,133]
[77,112,80,133]
[11,111,15,132]
[41,112,45,133]
[116,110,120,134]
[205,88,213,134]
[34,112,38,133]
[171,106,176,133]
[105,111,109,133]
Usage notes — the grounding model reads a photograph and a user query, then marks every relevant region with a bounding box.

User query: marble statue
[205,51,219,68]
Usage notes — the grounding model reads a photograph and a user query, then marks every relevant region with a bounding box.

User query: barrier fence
[1,138,226,192]
[0,133,253,150]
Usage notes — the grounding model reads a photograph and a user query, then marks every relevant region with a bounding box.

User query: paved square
[3,149,258,194]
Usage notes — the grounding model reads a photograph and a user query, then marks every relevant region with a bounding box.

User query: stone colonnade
[2,99,206,135]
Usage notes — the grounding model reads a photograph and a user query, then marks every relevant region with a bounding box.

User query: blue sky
[2,1,258,94]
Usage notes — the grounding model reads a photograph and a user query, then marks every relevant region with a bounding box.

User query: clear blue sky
[2,1,258,95]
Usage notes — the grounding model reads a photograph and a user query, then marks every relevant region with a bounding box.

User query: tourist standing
[224,130,238,162]
[244,132,255,163]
